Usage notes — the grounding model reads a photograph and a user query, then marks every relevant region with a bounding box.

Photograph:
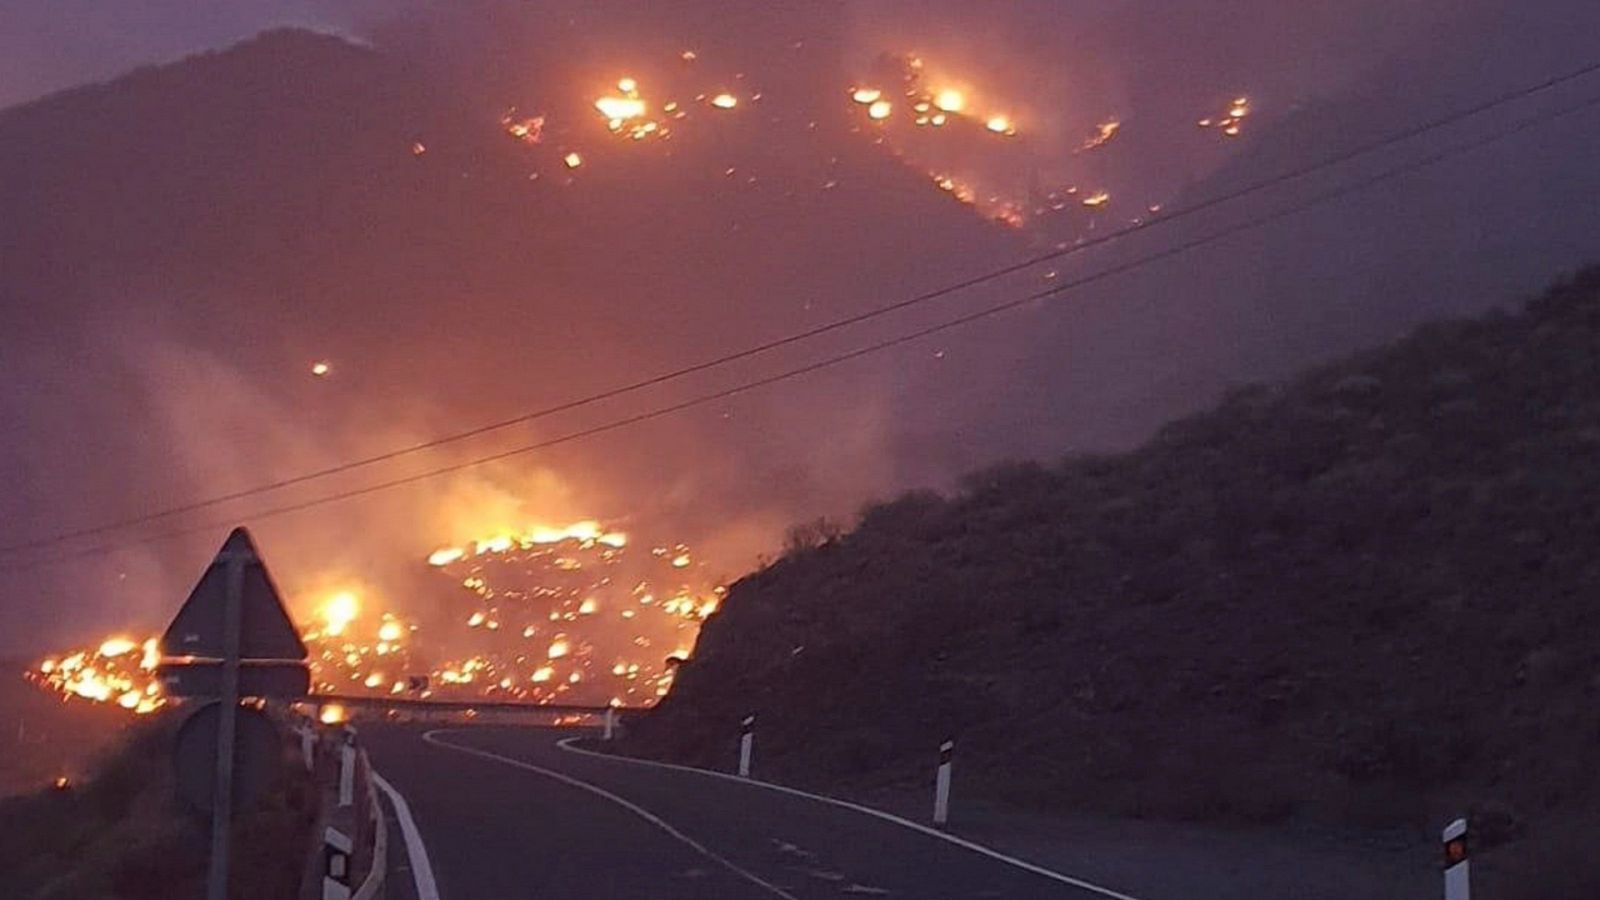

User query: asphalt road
[362,725,1139,900]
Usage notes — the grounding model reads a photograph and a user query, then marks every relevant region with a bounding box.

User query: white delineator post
[299,727,316,773]
[738,714,756,778]
[933,739,954,827]
[322,825,353,900]
[338,736,357,808]
[1443,817,1470,900]
[603,707,616,741]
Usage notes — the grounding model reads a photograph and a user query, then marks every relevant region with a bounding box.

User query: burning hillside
[28,519,721,713]
[7,2,1600,741]
[470,41,1259,237]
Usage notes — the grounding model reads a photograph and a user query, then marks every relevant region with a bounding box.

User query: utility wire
[3,58,1598,557]
[5,87,1598,574]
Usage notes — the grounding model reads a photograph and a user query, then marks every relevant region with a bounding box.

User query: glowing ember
[1081,120,1121,152]
[593,76,668,141]
[1082,191,1111,208]
[98,637,137,657]
[310,361,331,377]
[319,703,348,725]
[851,87,883,104]
[710,93,739,110]
[563,152,584,169]
[934,89,965,113]
[867,100,893,121]
[1198,96,1251,138]
[596,95,646,122]
[428,547,465,567]
[500,110,546,145]
[984,115,1016,136]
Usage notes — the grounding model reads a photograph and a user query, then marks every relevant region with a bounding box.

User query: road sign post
[158,528,310,900]
[204,545,245,900]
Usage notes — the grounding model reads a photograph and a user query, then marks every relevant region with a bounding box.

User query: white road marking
[556,736,1148,900]
[372,772,442,900]
[421,729,799,900]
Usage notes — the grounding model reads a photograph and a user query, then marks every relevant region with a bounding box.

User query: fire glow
[471,41,1256,239]
[28,520,719,714]
[1198,96,1251,137]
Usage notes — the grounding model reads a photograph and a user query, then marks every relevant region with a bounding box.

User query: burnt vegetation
[632,269,1600,893]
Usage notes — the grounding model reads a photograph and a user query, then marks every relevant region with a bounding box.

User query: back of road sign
[160,528,308,662]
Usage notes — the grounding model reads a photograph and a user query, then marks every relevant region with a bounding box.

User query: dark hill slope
[631,268,1600,896]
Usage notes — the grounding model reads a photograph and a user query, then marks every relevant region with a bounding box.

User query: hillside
[0,711,316,900]
[0,25,1023,649]
[630,268,1600,897]
[0,663,136,798]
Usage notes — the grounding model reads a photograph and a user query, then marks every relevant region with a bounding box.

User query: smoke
[4,0,1600,658]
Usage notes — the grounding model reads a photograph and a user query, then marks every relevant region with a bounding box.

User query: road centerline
[421,728,800,900]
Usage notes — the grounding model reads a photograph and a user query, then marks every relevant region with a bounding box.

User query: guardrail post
[603,707,616,741]
[738,714,756,778]
[1443,817,1470,900]
[933,738,954,827]
[322,826,353,900]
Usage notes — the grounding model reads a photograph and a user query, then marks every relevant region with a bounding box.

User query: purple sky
[0,0,396,108]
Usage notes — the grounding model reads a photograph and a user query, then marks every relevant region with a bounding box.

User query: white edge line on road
[351,780,388,900]
[372,771,443,900]
[555,736,1148,900]
[422,729,799,900]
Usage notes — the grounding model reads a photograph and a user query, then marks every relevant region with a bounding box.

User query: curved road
[362,725,1139,900]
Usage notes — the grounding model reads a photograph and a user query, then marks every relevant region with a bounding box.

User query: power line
[5,87,1597,575]
[4,58,1599,557]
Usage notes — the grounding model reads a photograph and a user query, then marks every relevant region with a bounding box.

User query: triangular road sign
[160,528,308,662]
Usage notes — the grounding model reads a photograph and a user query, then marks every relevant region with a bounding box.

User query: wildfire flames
[1198,96,1252,137]
[28,37,1265,720]
[27,520,719,715]
[469,42,1254,239]
[29,637,164,714]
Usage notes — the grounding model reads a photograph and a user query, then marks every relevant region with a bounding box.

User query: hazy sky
[0,0,1491,110]
[0,0,388,108]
